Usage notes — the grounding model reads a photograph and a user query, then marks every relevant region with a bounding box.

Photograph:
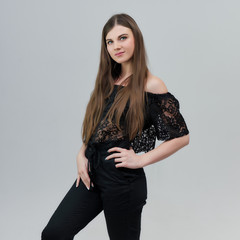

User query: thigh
[99,168,148,213]
[104,206,144,240]
[102,175,148,240]
[41,178,103,240]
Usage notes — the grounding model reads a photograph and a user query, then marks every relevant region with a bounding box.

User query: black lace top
[90,85,189,153]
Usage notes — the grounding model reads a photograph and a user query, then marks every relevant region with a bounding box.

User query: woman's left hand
[105,146,142,169]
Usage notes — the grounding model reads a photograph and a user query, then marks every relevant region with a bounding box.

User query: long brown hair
[81,13,150,145]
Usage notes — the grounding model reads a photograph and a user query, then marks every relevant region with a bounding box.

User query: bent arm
[139,134,190,167]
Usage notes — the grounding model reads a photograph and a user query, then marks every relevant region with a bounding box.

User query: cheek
[125,39,135,52]
[107,47,114,56]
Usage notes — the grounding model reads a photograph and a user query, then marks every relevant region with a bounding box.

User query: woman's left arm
[141,77,190,167]
[139,134,190,167]
[108,77,190,169]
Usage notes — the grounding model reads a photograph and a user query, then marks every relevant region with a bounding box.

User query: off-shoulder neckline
[113,84,170,96]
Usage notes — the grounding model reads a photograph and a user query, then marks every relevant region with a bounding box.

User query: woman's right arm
[76,143,93,190]
[77,142,87,157]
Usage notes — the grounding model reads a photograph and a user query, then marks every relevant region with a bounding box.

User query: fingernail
[86,186,89,190]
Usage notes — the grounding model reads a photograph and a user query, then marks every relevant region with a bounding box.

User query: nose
[114,42,121,50]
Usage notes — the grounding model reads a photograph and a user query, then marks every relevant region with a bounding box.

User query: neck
[120,61,132,77]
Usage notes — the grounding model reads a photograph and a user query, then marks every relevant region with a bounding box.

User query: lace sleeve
[148,92,189,141]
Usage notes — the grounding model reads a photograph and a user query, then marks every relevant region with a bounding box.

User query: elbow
[176,134,189,146]
[167,134,190,146]
[184,134,190,146]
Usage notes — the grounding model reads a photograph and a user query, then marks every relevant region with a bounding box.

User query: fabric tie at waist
[85,139,131,190]
[85,141,100,189]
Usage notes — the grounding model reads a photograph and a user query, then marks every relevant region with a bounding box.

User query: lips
[115,51,124,56]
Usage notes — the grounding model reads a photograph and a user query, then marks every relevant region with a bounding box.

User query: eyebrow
[106,33,129,42]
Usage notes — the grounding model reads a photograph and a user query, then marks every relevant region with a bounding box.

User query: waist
[85,138,145,184]
[85,138,131,157]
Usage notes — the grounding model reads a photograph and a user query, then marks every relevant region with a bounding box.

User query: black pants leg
[41,140,147,240]
[102,174,147,240]
[41,179,103,240]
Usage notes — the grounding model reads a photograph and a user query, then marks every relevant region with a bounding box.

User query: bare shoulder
[145,72,168,94]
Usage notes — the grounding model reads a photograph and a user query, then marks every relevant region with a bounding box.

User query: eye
[106,36,127,45]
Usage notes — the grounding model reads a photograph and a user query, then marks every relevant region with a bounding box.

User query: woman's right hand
[76,152,93,190]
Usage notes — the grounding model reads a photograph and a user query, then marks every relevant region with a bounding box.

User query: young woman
[41,13,190,240]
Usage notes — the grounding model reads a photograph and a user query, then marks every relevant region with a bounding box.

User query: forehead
[106,25,132,39]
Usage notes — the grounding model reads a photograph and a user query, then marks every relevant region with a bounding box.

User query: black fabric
[41,86,189,239]
[147,91,189,141]
[41,140,147,240]
[91,85,190,153]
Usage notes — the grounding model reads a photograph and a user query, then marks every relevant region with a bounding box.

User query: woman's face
[105,25,135,64]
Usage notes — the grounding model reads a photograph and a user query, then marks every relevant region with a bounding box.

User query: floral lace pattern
[90,85,189,153]
[147,91,189,141]
[90,86,127,143]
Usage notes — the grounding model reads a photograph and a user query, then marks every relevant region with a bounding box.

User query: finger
[114,157,123,162]
[84,172,94,188]
[115,162,125,168]
[108,147,122,152]
[76,176,80,187]
[106,153,122,160]
[81,172,91,190]
[81,179,90,190]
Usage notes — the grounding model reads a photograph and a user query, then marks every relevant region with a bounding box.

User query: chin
[115,57,131,64]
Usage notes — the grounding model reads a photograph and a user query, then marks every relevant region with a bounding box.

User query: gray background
[1,0,239,239]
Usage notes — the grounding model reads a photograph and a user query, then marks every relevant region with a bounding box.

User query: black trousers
[41,139,148,240]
